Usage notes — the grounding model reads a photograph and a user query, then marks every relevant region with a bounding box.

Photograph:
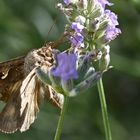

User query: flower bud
[88,19,100,32]
[75,15,86,25]
[77,0,88,9]
[84,67,95,78]
[99,45,110,71]
[69,72,102,97]
[89,0,104,19]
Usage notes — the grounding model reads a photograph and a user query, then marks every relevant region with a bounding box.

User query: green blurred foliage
[0,0,140,140]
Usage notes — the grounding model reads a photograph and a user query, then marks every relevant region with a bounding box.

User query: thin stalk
[54,95,69,140]
[97,78,112,140]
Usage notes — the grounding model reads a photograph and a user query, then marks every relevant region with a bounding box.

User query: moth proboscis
[0,38,65,133]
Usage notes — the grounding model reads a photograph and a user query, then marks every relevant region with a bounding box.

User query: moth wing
[19,68,41,132]
[0,56,25,102]
[0,57,25,133]
[0,80,23,133]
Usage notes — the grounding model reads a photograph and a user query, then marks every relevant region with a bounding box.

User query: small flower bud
[88,18,100,32]
[84,67,95,78]
[57,3,63,10]
[89,0,104,19]
[77,0,88,9]
[75,15,86,25]
[99,45,110,71]
[69,72,102,97]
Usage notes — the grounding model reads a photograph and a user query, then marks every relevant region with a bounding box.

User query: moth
[0,38,65,133]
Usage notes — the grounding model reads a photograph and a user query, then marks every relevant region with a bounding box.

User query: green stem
[97,78,112,140]
[54,95,69,140]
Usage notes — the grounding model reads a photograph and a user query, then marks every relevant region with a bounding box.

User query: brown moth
[0,40,64,133]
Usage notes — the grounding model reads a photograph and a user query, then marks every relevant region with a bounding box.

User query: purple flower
[105,10,121,41]
[105,10,119,27]
[105,26,121,41]
[97,0,113,9]
[63,0,71,5]
[51,53,78,80]
[71,22,84,33]
[70,33,84,47]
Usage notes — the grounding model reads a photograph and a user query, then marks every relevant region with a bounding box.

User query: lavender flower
[97,0,113,9]
[104,10,121,41]
[58,0,121,74]
[63,0,79,5]
[70,33,84,47]
[50,1,121,139]
[105,26,121,41]
[71,22,84,33]
[51,53,78,80]
[63,0,71,5]
[105,10,119,27]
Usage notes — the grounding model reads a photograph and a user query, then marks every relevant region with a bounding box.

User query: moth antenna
[47,18,57,40]
[43,17,67,49]
[52,33,67,48]
[43,17,58,47]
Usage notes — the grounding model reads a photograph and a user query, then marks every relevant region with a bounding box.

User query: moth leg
[36,67,64,109]
[43,85,64,109]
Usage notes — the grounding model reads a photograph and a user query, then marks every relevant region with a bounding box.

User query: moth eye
[35,61,41,67]
[38,61,41,64]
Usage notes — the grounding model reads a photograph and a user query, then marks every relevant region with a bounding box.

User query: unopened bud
[75,15,86,25]
[77,0,88,9]
[69,72,102,97]
[99,45,110,71]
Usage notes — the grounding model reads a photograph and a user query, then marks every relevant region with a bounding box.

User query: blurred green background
[0,0,140,140]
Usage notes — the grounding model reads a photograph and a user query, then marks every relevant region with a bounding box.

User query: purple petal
[71,22,84,33]
[105,27,121,41]
[70,33,84,47]
[51,53,78,80]
[97,0,113,9]
[105,10,119,27]
[63,0,71,5]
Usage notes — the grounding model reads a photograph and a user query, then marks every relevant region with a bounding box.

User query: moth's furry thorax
[24,45,54,76]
